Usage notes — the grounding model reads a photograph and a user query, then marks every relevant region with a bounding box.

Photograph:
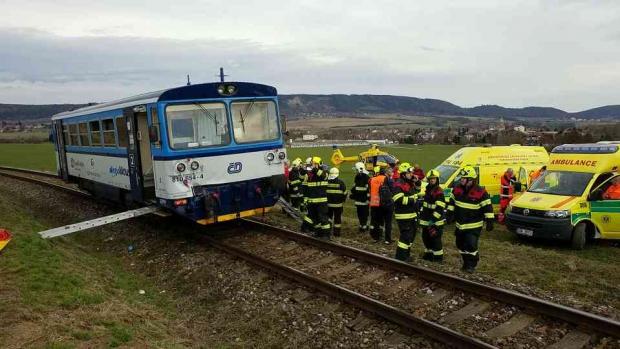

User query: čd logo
[228,162,242,174]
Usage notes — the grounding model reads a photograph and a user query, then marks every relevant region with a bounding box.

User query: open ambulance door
[588,173,620,239]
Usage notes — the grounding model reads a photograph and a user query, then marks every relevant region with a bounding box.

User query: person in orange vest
[529,165,546,184]
[498,168,517,224]
[369,166,394,244]
[603,176,620,200]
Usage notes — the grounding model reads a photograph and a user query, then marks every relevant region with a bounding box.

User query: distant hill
[0,103,89,121]
[279,95,619,120]
[1,95,618,121]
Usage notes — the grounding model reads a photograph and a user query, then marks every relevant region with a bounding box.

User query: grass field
[0,143,56,172]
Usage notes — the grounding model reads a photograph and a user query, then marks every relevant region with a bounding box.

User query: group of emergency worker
[286,157,496,273]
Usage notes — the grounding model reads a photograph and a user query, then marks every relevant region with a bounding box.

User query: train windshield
[231,100,279,143]
[165,102,230,149]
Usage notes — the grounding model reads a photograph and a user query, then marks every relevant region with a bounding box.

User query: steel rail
[204,234,496,349]
[242,218,620,338]
[0,166,58,178]
[0,167,90,198]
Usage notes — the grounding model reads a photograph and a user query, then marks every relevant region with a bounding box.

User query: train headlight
[266,153,275,161]
[217,86,225,94]
[227,85,236,94]
[176,163,186,172]
[190,161,199,171]
[278,152,286,160]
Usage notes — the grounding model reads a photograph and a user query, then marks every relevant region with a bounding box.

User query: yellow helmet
[427,169,440,179]
[398,162,412,174]
[292,158,302,167]
[311,156,322,164]
[459,166,477,179]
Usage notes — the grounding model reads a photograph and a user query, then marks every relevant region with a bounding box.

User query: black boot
[395,247,411,262]
[422,251,433,261]
[433,254,444,263]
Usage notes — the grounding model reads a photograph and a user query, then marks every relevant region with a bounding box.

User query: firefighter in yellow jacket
[392,162,420,261]
[326,167,347,237]
[447,166,494,273]
[301,157,331,239]
[419,169,446,262]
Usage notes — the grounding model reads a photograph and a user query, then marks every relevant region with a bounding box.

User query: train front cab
[138,83,287,224]
[506,143,620,249]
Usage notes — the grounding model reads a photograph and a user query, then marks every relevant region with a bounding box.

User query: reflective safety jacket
[603,183,620,200]
[392,178,418,220]
[419,184,446,227]
[447,184,494,230]
[369,174,392,207]
[327,178,347,208]
[302,168,328,204]
[350,172,370,205]
[288,167,303,198]
[500,172,516,200]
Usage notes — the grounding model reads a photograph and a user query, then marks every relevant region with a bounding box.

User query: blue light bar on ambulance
[552,144,619,154]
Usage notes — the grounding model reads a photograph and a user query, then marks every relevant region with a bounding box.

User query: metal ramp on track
[39,206,160,239]
[278,197,303,223]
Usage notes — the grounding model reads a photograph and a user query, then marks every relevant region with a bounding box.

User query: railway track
[1,166,619,348]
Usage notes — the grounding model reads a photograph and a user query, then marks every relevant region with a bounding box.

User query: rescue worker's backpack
[379,177,393,206]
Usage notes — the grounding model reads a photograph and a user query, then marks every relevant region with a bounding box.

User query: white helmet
[305,157,312,165]
[354,162,367,174]
[328,167,340,180]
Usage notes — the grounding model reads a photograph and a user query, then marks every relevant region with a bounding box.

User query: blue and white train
[51,82,287,224]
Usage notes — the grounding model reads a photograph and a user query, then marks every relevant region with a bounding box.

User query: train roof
[52,82,277,120]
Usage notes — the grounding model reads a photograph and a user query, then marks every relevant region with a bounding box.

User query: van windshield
[528,171,593,196]
[434,165,459,184]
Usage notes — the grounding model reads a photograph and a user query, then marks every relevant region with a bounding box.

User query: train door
[52,120,69,180]
[124,105,155,203]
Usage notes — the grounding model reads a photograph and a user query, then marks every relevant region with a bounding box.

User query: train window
[150,107,161,148]
[165,102,229,149]
[116,117,128,148]
[89,120,102,146]
[78,123,90,146]
[69,124,79,145]
[231,100,279,143]
[62,124,70,145]
[102,119,116,147]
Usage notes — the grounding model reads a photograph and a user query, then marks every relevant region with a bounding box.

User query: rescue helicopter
[330,144,399,170]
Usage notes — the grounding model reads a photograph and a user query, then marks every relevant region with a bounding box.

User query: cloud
[1,0,620,110]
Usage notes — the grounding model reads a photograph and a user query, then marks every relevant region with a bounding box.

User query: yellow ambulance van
[431,145,549,206]
[506,143,620,249]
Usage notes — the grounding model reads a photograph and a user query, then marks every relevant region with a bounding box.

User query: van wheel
[571,223,586,250]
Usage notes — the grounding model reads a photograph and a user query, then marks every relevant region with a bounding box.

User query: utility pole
[186,74,191,86]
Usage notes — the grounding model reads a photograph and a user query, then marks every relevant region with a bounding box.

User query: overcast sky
[1,0,619,111]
